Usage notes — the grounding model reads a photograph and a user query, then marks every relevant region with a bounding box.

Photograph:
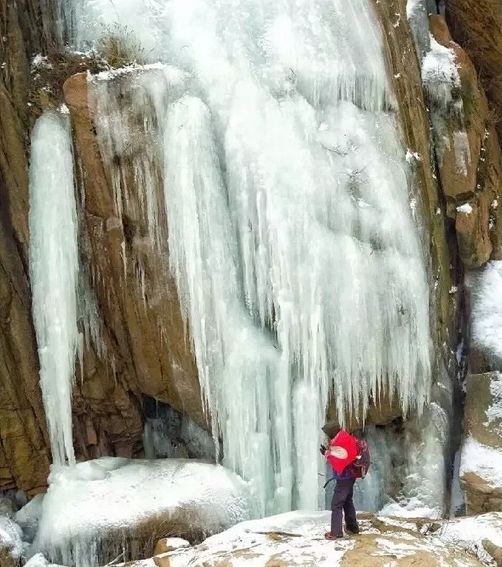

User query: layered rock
[427,16,502,267]
[63,71,206,460]
[447,0,502,144]
[0,0,52,493]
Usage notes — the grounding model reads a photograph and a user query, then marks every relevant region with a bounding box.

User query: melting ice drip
[29,111,79,466]
[54,0,431,515]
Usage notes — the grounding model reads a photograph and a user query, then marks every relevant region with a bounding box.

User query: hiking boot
[345,525,360,535]
[325,532,343,540]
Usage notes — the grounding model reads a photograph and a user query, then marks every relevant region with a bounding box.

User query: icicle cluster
[29,111,79,466]
[53,0,432,515]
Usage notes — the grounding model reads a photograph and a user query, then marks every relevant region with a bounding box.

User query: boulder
[153,538,190,556]
[33,458,250,566]
[460,372,502,513]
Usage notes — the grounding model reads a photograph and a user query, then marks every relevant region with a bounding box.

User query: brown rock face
[464,372,502,449]
[0,0,205,489]
[0,0,52,493]
[63,72,206,459]
[447,0,502,144]
[428,15,502,269]
[371,0,462,409]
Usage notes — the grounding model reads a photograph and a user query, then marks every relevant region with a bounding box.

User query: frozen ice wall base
[52,0,433,516]
[29,110,79,467]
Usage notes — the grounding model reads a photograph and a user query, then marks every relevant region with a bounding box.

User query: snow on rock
[131,511,485,567]
[406,0,432,59]
[487,375,502,428]
[422,35,461,111]
[32,458,251,567]
[469,262,502,365]
[460,437,502,489]
[154,537,190,555]
[24,553,67,567]
[0,516,23,563]
[438,512,502,565]
[457,203,474,215]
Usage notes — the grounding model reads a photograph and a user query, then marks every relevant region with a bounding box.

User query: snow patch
[32,54,52,69]
[24,553,52,567]
[422,36,460,110]
[457,203,473,215]
[406,149,421,163]
[487,375,502,427]
[439,512,502,564]
[469,261,502,365]
[453,131,471,176]
[460,436,502,488]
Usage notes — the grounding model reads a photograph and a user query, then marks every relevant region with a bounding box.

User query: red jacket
[325,430,358,475]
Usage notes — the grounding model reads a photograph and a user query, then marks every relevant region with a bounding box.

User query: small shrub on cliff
[97,24,146,68]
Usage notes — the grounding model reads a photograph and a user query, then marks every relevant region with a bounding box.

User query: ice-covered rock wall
[51,0,432,515]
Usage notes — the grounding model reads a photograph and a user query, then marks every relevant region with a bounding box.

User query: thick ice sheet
[29,111,79,466]
[54,0,432,515]
[33,458,250,566]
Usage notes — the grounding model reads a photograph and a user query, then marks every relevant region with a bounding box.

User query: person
[320,429,362,540]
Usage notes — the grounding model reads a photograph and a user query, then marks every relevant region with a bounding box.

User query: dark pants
[330,478,358,536]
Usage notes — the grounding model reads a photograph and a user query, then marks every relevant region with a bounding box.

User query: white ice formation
[47,0,432,515]
[29,111,79,466]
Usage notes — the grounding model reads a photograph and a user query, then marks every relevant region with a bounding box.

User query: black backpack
[351,439,371,479]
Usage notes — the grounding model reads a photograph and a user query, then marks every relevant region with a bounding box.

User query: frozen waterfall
[54,0,432,514]
[29,111,79,466]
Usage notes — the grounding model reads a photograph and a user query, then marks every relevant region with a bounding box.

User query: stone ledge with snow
[128,511,501,567]
[31,458,251,567]
[461,371,502,514]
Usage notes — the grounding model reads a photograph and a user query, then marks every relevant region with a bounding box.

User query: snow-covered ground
[121,510,496,567]
[440,513,502,565]
[31,458,251,566]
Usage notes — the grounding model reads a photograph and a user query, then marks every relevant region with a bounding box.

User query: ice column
[29,111,79,466]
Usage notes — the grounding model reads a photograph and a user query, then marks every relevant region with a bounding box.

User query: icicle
[29,111,79,466]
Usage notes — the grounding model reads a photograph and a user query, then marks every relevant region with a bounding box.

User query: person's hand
[320,444,327,455]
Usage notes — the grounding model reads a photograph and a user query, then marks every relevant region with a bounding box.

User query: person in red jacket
[320,429,360,540]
